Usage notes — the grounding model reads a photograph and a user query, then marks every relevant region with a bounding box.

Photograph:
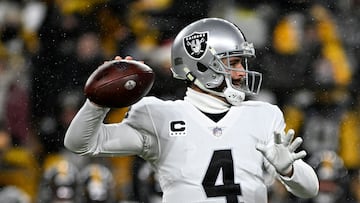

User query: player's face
[221,56,246,86]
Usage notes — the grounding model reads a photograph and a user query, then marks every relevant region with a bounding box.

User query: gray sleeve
[64,100,158,158]
[279,160,319,198]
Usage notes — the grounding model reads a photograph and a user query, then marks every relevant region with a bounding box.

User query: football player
[64,18,319,203]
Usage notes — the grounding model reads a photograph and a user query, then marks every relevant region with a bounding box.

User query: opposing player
[64,18,319,202]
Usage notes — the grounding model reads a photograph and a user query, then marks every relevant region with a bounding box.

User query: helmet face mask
[218,50,262,94]
[171,18,262,105]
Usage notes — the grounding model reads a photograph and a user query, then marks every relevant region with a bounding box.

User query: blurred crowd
[1,0,360,202]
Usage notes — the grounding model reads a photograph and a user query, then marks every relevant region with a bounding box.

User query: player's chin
[231,78,245,87]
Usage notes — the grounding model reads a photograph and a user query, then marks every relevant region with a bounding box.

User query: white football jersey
[64,96,318,203]
[122,96,284,203]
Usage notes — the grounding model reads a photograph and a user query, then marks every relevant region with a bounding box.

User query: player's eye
[229,59,242,68]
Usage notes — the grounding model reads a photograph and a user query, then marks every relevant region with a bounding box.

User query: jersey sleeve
[279,159,319,198]
[273,105,286,135]
[121,97,162,161]
[260,103,286,144]
[64,99,158,159]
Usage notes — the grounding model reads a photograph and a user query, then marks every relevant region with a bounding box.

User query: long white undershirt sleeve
[279,159,319,198]
[64,99,146,157]
[64,100,110,154]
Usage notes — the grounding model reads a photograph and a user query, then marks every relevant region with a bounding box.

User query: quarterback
[64,18,319,202]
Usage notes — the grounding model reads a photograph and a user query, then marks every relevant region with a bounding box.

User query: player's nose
[233,62,246,78]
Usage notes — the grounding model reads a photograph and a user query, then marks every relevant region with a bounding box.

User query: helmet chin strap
[223,87,245,106]
[194,77,245,106]
[223,77,245,106]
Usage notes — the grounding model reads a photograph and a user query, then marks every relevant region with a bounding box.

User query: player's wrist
[86,99,109,110]
[278,164,293,177]
[90,100,104,107]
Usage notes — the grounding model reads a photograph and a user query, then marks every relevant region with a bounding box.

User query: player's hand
[101,56,135,64]
[113,55,144,63]
[255,129,307,176]
[114,55,132,60]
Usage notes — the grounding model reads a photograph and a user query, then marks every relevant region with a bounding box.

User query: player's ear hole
[197,62,208,72]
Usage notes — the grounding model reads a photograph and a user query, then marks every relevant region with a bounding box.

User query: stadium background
[0,0,360,202]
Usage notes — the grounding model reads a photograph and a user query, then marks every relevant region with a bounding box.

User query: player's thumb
[255,143,266,154]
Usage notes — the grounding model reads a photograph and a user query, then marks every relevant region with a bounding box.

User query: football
[84,59,155,108]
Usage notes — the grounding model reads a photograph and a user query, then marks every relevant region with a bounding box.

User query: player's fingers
[274,131,282,144]
[292,150,307,160]
[288,137,303,152]
[283,129,295,146]
[114,56,122,60]
[120,55,144,63]
[124,56,133,60]
[104,56,122,64]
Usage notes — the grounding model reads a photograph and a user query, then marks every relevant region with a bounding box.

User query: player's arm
[256,129,319,198]
[64,99,145,156]
[278,158,319,198]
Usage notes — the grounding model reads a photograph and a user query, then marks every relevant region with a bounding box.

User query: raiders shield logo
[183,31,208,60]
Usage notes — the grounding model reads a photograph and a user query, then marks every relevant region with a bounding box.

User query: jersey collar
[184,87,230,114]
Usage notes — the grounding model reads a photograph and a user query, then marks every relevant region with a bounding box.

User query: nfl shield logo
[212,127,223,137]
[183,31,208,60]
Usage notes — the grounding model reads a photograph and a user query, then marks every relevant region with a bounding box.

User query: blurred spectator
[31,0,102,119]
[261,9,318,107]
[37,158,80,203]
[63,31,105,91]
[267,179,294,203]
[146,40,187,100]
[309,4,352,87]
[0,122,12,160]
[132,157,162,203]
[95,4,136,58]
[306,150,349,203]
[5,77,31,146]
[0,54,16,129]
[78,163,116,203]
[0,3,33,147]
[209,1,275,49]
[301,87,349,156]
[0,186,31,203]
[127,0,210,46]
[0,122,40,203]
[339,93,360,171]
[283,86,350,158]
[37,90,83,158]
[348,170,360,203]
[31,0,72,120]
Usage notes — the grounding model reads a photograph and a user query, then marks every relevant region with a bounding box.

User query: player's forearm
[279,160,319,198]
[64,99,110,154]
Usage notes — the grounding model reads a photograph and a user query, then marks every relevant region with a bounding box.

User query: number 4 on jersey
[202,150,242,203]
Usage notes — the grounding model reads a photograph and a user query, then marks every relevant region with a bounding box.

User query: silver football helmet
[171,18,262,105]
